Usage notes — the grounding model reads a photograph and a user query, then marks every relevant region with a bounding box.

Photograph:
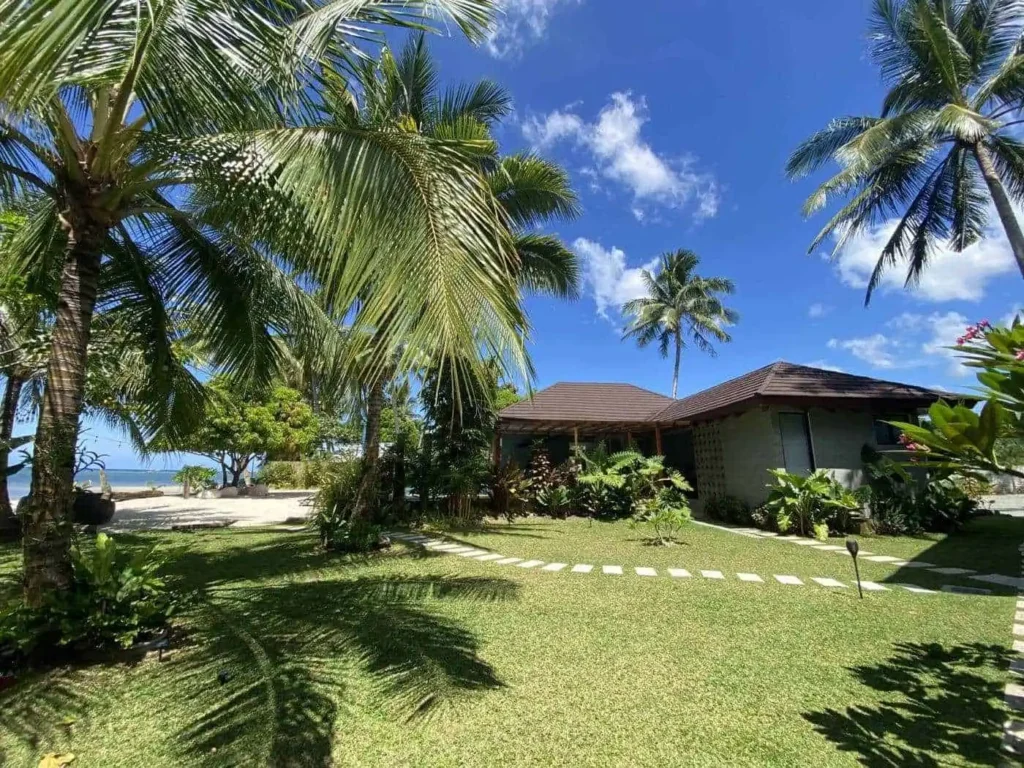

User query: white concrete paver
[811,577,847,588]
[542,563,568,572]
[517,560,545,569]
[929,566,976,575]
[635,567,658,577]
[668,568,691,578]
[896,561,937,569]
[895,583,937,594]
[737,573,763,583]
[474,553,506,561]
[858,581,888,591]
[864,555,903,563]
[701,570,725,579]
[571,564,594,573]
[602,565,623,575]
[774,575,804,585]
[494,557,522,565]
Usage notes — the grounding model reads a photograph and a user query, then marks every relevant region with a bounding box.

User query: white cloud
[827,334,913,369]
[804,359,845,372]
[572,237,657,320]
[523,93,719,222]
[486,0,581,58]
[1004,304,1023,327]
[808,303,831,319]
[919,311,971,376]
[830,217,1016,302]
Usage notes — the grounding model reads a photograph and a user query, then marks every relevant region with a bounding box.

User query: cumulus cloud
[830,217,1016,302]
[486,0,581,58]
[523,93,719,222]
[572,237,658,320]
[826,334,913,370]
[808,303,830,319]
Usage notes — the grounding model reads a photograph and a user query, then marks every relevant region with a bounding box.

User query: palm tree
[0,1,523,605]
[335,34,579,522]
[622,251,738,399]
[787,0,1024,301]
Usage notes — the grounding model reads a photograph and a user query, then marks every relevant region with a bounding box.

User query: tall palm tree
[335,34,579,522]
[0,0,523,605]
[622,251,738,399]
[787,0,1024,301]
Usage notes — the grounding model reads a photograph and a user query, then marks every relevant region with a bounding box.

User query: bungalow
[497,361,961,511]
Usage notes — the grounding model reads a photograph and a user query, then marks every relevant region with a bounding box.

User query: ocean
[7,468,180,503]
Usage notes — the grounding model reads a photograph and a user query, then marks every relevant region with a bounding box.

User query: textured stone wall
[718,408,785,507]
[692,421,726,500]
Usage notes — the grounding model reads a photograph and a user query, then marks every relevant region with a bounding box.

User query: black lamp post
[846,538,863,599]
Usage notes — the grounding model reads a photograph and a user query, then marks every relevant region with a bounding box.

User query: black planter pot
[72,492,116,525]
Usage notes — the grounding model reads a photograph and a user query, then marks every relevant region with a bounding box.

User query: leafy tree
[0,1,521,605]
[165,380,318,488]
[622,250,738,398]
[787,0,1024,300]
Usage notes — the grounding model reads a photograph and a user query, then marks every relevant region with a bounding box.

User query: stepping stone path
[1002,588,1024,758]
[385,532,982,598]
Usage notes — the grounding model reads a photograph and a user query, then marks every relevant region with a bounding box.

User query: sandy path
[102,489,316,531]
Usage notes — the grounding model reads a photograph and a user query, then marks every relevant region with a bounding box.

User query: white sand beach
[101,489,316,532]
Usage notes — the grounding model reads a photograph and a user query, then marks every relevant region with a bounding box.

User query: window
[778,412,814,475]
[873,414,912,446]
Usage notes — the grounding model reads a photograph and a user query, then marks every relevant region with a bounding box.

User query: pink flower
[957,336,966,345]
[980,319,992,329]
[1016,349,1024,362]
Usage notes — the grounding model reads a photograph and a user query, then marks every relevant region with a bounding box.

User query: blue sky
[81,0,1023,468]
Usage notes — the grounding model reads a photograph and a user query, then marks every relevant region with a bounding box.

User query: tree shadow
[168,574,515,766]
[803,641,1010,766]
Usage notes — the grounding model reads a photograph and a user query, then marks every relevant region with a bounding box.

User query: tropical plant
[536,485,571,518]
[574,445,692,518]
[891,318,1024,477]
[172,465,217,498]
[703,495,752,526]
[1,533,176,666]
[764,469,860,536]
[0,0,520,607]
[313,459,387,551]
[622,250,738,397]
[491,462,531,522]
[787,0,1024,299]
[631,491,692,545]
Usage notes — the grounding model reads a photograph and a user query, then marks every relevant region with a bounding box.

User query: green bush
[703,495,751,525]
[299,457,336,489]
[631,490,692,545]
[812,521,829,541]
[172,464,217,493]
[491,463,531,522]
[256,461,298,488]
[311,460,389,551]
[536,485,571,518]
[862,448,980,535]
[1,534,177,667]
[764,469,860,537]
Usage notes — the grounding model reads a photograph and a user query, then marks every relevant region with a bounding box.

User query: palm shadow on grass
[803,642,1010,767]
[166,574,516,766]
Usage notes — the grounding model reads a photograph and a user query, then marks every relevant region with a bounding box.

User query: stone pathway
[389,532,990,597]
[1003,569,1024,755]
[695,520,1024,590]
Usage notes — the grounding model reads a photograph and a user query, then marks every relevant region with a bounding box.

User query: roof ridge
[757,360,785,395]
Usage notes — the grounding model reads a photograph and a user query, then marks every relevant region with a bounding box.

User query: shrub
[775,511,792,533]
[256,461,299,489]
[301,457,339,489]
[1,534,176,667]
[764,469,860,537]
[536,485,570,518]
[312,460,382,550]
[812,521,829,541]
[491,463,531,522]
[631,491,692,545]
[862,448,980,535]
[703,495,751,525]
[173,464,217,495]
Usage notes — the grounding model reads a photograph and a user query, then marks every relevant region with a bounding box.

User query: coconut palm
[0,0,524,605]
[787,0,1024,301]
[622,251,738,399]
[333,34,579,521]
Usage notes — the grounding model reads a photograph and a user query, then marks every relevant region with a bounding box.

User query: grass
[0,520,1018,767]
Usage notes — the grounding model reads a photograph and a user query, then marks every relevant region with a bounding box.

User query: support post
[573,426,579,452]
[626,431,633,448]
[655,425,663,455]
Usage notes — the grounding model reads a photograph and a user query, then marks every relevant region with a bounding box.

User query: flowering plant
[888,316,1024,479]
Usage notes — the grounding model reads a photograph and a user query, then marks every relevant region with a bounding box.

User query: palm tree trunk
[22,223,104,606]
[672,329,682,399]
[351,377,385,522]
[0,373,25,540]
[974,142,1024,281]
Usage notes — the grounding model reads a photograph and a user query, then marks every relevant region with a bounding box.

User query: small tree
[162,379,317,487]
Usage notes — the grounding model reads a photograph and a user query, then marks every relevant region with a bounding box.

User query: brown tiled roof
[654,361,959,422]
[499,382,673,423]
[499,363,963,429]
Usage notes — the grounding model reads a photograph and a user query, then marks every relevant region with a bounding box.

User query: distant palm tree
[622,251,738,398]
[787,0,1024,301]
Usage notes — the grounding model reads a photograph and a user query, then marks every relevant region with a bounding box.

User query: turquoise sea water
[8,468,180,502]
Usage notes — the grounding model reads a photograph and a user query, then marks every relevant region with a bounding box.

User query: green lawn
[0,521,1018,767]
